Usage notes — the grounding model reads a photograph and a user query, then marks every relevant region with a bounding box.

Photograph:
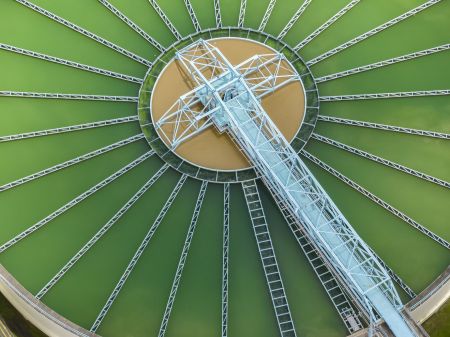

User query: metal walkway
[157,40,422,337]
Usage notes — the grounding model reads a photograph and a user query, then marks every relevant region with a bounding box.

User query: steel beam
[221,183,230,337]
[307,0,441,66]
[320,90,450,102]
[183,0,201,32]
[214,0,222,28]
[157,181,208,337]
[277,0,313,40]
[0,151,154,254]
[312,133,450,189]
[0,116,139,143]
[0,91,138,102]
[294,0,361,50]
[0,134,144,193]
[238,0,247,28]
[90,173,187,332]
[97,0,164,52]
[15,0,152,67]
[36,164,170,300]
[300,150,450,250]
[316,44,450,83]
[317,115,450,140]
[259,0,276,31]
[147,0,182,40]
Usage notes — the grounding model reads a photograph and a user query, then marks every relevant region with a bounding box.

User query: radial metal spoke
[294,0,361,51]
[158,181,208,337]
[258,0,276,31]
[36,164,171,300]
[317,115,450,140]
[238,0,247,28]
[320,90,450,102]
[15,0,152,67]
[221,183,230,337]
[312,133,450,189]
[0,91,138,102]
[90,173,187,332]
[214,0,222,28]
[300,150,450,250]
[147,0,182,40]
[0,134,144,193]
[97,0,164,52]
[0,116,139,143]
[307,0,441,66]
[316,44,450,83]
[242,180,297,337]
[183,0,201,32]
[277,0,313,40]
[0,151,154,254]
[0,43,143,84]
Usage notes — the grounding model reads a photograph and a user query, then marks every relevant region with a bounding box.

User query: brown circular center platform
[151,38,305,171]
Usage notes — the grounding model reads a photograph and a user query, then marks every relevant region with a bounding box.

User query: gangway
[155,39,422,337]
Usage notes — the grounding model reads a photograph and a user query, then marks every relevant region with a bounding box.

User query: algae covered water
[0,1,449,337]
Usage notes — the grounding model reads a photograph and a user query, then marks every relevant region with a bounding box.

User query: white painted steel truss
[294,0,361,51]
[183,0,201,32]
[316,44,450,83]
[158,181,208,337]
[90,173,186,332]
[221,183,230,337]
[277,0,313,40]
[300,150,450,250]
[242,180,297,337]
[317,115,450,140]
[0,134,144,193]
[0,151,154,254]
[214,0,222,28]
[0,116,139,143]
[147,0,182,40]
[0,91,138,102]
[238,0,247,28]
[15,0,152,67]
[311,133,450,189]
[0,43,143,83]
[36,163,170,301]
[157,40,419,337]
[320,90,450,102]
[259,0,277,31]
[307,0,441,66]
[98,0,165,52]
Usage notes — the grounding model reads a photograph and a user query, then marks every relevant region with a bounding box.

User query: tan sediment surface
[151,38,305,171]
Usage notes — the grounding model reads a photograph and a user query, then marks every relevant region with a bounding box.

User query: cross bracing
[0,43,143,84]
[307,0,441,66]
[90,173,187,332]
[238,0,247,28]
[300,150,450,250]
[0,91,138,102]
[317,115,450,140]
[320,90,450,102]
[259,0,277,31]
[316,44,450,83]
[0,151,154,254]
[183,0,201,32]
[294,0,361,51]
[265,181,364,333]
[221,183,230,337]
[15,0,153,67]
[158,181,208,337]
[0,116,139,143]
[36,163,170,301]
[147,0,182,40]
[214,0,222,28]
[311,133,450,189]
[277,0,313,40]
[98,0,165,52]
[169,40,419,337]
[242,180,297,337]
[0,134,144,193]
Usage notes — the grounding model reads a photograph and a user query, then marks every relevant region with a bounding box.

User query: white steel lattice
[0,91,138,102]
[277,0,313,40]
[320,90,450,101]
[259,0,277,31]
[214,0,222,28]
[147,0,182,40]
[238,0,247,28]
[184,0,201,32]
[221,183,230,337]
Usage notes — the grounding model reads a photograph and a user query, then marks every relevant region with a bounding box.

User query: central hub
[151,38,305,171]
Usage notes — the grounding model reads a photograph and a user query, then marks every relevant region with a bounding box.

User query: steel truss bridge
[155,40,422,337]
